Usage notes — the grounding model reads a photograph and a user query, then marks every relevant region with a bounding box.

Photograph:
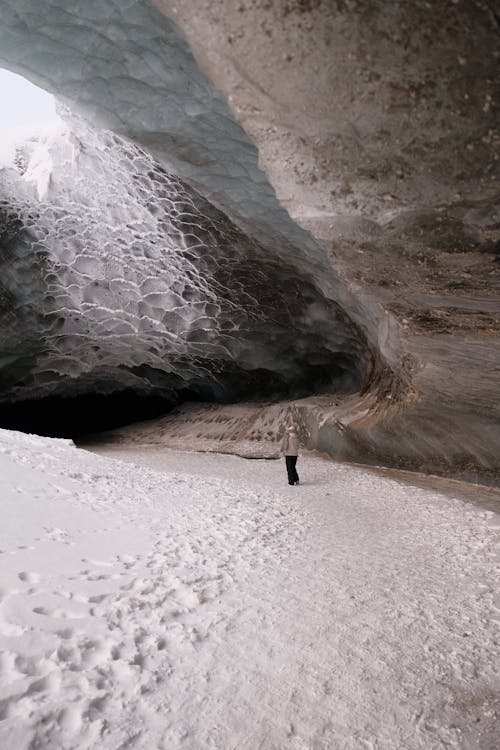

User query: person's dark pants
[285,455,299,485]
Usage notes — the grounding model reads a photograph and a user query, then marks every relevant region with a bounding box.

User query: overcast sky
[0,67,58,135]
[0,68,60,164]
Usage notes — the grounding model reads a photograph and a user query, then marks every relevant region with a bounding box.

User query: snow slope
[0,429,499,749]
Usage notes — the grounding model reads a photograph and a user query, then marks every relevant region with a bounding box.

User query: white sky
[0,68,58,133]
[0,68,60,165]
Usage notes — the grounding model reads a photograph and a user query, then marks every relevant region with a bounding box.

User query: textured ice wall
[0,0,331,273]
[0,115,370,403]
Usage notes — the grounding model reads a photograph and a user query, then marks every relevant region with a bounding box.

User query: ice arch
[0,1,376,434]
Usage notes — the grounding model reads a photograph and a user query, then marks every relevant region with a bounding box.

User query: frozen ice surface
[0,112,370,403]
[0,429,499,748]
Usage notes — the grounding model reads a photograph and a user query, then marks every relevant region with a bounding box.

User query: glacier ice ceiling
[0,112,370,410]
[0,0,498,483]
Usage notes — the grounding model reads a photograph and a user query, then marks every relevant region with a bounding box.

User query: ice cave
[0,0,498,483]
[1,4,500,749]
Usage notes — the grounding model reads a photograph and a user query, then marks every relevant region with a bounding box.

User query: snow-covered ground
[0,429,499,749]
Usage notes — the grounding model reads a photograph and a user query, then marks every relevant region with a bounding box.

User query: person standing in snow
[280,425,300,486]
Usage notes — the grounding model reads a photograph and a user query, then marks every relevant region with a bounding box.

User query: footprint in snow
[33,605,88,620]
[18,571,40,584]
[81,570,111,582]
[81,558,115,568]
[58,705,83,736]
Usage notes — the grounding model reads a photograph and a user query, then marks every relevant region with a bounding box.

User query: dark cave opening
[0,390,181,439]
[0,358,362,440]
